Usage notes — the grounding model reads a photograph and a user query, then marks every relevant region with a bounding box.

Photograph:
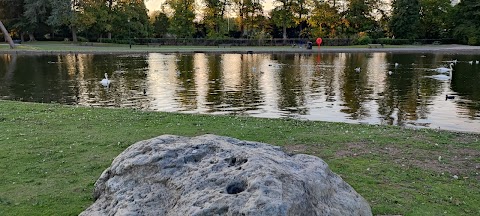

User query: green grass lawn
[0,100,479,215]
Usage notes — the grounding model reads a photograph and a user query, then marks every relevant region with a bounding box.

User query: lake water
[1,52,479,133]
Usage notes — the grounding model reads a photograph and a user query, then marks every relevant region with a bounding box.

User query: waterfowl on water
[100,73,111,87]
[433,63,454,73]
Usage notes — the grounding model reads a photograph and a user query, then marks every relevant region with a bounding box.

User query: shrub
[76,36,89,42]
[467,36,479,46]
[114,39,131,44]
[356,36,372,45]
[377,38,393,45]
[376,38,411,45]
[98,38,114,43]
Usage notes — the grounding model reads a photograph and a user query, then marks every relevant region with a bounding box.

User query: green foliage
[377,38,411,45]
[390,0,421,39]
[0,0,24,25]
[344,0,379,35]
[451,0,480,46]
[0,1,31,40]
[152,12,170,38]
[468,37,479,46]
[22,0,51,38]
[203,0,229,38]
[0,0,474,43]
[270,1,296,39]
[231,0,264,38]
[167,0,196,38]
[206,31,229,39]
[97,38,113,43]
[290,0,308,28]
[76,36,88,42]
[110,1,150,39]
[47,0,75,28]
[77,0,112,39]
[355,35,372,45]
[419,0,452,39]
[114,39,131,44]
[308,2,342,38]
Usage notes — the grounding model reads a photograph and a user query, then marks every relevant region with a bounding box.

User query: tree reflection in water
[0,52,479,132]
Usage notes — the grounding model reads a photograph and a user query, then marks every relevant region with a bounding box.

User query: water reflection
[0,52,479,132]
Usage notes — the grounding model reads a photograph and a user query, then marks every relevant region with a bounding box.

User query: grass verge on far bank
[0,41,443,54]
[0,100,479,215]
[0,41,321,53]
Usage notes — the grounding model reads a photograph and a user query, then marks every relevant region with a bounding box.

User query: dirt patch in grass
[332,142,480,179]
[451,133,480,145]
[283,144,308,155]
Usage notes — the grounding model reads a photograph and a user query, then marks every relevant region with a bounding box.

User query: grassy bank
[3,41,479,54]
[0,41,339,53]
[0,100,479,215]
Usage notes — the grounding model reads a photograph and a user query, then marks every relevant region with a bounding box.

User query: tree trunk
[0,20,15,49]
[28,32,36,41]
[108,32,111,39]
[21,33,25,42]
[72,25,78,42]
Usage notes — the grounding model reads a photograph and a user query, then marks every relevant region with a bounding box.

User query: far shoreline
[2,43,480,55]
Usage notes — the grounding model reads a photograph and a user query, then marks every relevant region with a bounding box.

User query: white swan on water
[433,63,454,73]
[426,67,452,81]
[100,73,111,87]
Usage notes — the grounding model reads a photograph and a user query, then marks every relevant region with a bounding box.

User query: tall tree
[291,0,309,37]
[232,0,264,37]
[451,0,480,45]
[167,0,196,38]
[419,0,452,39]
[48,0,80,42]
[271,0,295,40]
[103,0,115,39]
[203,0,229,38]
[343,0,378,35]
[389,0,421,39]
[75,0,103,39]
[117,0,150,38]
[23,0,51,41]
[152,11,170,38]
[0,1,24,28]
[309,1,343,38]
[0,0,26,40]
[245,0,264,37]
[78,0,116,40]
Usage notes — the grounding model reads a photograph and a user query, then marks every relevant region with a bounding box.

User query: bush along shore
[0,100,479,215]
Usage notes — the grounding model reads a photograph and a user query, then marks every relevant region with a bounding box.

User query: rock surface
[80,134,372,216]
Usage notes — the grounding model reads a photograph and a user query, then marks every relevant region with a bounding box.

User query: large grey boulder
[80,134,372,216]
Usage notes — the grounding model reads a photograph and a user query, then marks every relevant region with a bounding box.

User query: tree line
[0,0,479,45]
